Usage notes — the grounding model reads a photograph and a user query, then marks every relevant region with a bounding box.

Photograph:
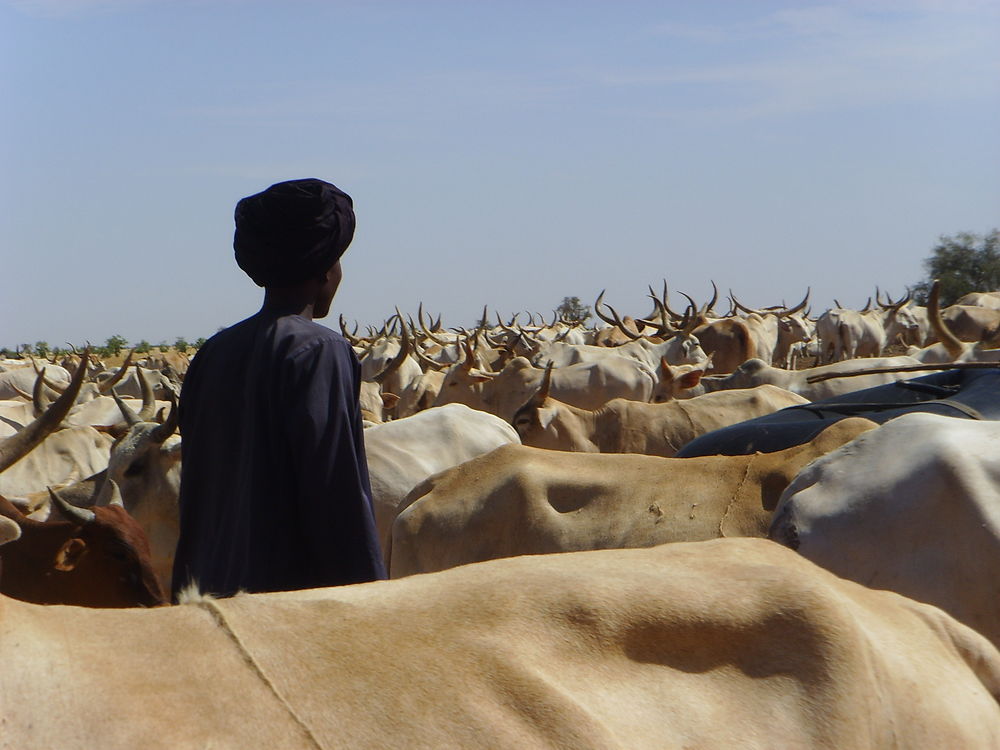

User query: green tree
[34,341,50,358]
[194,337,207,349]
[174,337,190,353]
[133,340,152,354]
[104,334,129,356]
[913,230,1000,306]
[556,296,591,324]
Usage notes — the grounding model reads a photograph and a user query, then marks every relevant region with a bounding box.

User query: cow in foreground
[770,412,1000,649]
[3,538,999,748]
[390,418,876,577]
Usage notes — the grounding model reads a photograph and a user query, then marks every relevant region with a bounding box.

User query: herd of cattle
[3,280,1000,747]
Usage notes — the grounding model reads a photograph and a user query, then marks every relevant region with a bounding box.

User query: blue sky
[2,0,998,347]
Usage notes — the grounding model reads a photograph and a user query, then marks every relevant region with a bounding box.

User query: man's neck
[260,288,316,319]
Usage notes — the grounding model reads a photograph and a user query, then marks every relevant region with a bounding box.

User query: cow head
[510,364,597,452]
[0,485,166,607]
[650,358,708,403]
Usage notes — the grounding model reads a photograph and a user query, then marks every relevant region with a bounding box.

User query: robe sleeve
[281,336,386,586]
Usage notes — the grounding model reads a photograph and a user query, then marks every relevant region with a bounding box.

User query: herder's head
[233,178,355,318]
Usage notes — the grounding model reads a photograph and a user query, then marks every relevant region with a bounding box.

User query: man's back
[172,311,385,597]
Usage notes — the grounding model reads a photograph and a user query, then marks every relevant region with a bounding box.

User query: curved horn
[705,281,719,315]
[678,291,701,319]
[778,288,810,317]
[860,297,872,313]
[136,367,157,422]
[0,347,90,474]
[339,315,362,346]
[112,389,143,427]
[875,286,889,310]
[31,368,54,417]
[48,485,95,525]
[413,342,450,371]
[660,279,685,320]
[105,479,125,508]
[598,293,642,340]
[32,360,68,394]
[97,349,135,394]
[149,391,179,444]
[535,362,554,403]
[928,280,964,358]
[418,302,449,345]
[680,303,699,335]
[637,297,674,337]
[833,299,844,310]
[728,290,760,317]
[594,290,617,327]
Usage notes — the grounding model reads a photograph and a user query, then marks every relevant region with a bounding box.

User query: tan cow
[390,418,876,577]
[3,537,1000,749]
[512,369,807,456]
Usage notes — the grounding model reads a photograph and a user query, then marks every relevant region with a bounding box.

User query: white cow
[363,403,520,557]
[770,412,1000,648]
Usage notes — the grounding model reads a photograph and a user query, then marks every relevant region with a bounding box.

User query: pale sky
[2,0,998,349]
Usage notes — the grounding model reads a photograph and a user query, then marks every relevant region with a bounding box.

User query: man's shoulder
[277,316,353,360]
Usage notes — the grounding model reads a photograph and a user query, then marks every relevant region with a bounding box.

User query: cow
[0,484,166,607]
[815,302,886,363]
[3,538,999,748]
[511,367,807,456]
[0,424,113,499]
[434,354,656,422]
[940,304,1000,344]
[389,417,875,577]
[770,411,1000,649]
[955,290,1000,310]
[906,280,1000,363]
[701,355,934,401]
[877,289,929,347]
[35,392,183,593]
[363,403,520,558]
[729,289,812,368]
[0,362,70,400]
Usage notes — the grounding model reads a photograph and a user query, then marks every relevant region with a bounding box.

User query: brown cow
[0,485,166,607]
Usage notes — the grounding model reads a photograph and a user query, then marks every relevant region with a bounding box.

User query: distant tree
[133,340,152,354]
[194,337,207,349]
[157,340,169,351]
[104,334,129,356]
[34,341,50,358]
[556,296,591,324]
[913,230,1000,306]
[174,337,190,354]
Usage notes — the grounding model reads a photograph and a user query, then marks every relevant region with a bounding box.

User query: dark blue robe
[171,311,386,598]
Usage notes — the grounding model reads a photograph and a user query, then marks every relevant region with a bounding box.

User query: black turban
[234,178,356,288]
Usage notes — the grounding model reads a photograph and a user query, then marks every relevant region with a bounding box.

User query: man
[171,178,386,598]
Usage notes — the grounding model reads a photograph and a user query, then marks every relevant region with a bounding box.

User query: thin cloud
[6,0,154,17]
[603,4,999,123]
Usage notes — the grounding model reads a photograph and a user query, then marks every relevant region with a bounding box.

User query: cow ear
[380,392,400,408]
[53,538,87,572]
[0,516,21,546]
[659,357,675,383]
[537,406,558,430]
[678,369,704,389]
